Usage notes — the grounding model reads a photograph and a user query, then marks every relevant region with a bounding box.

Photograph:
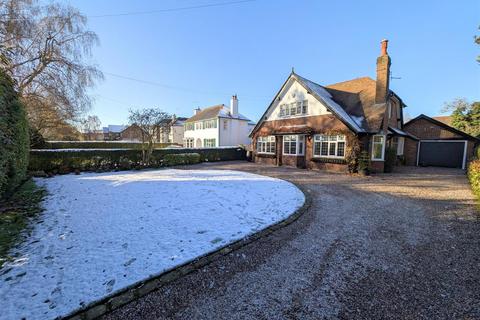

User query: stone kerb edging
[65,181,312,320]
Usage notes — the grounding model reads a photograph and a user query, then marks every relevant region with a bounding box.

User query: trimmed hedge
[29,147,246,173]
[0,70,29,198]
[468,159,480,203]
[39,141,173,149]
[163,153,201,166]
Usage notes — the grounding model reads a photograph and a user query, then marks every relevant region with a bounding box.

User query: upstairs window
[256,136,276,154]
[203,119,217,129]
[195,122,203,130]
[279,100,308,118]
[313,135,346,158]
[185,123,195,131]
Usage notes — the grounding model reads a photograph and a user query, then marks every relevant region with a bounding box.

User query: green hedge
[468,159,480,203]
[38,141,173,149]
[163,153,201,166]
[0,70,29,198]
[29,147,246,173]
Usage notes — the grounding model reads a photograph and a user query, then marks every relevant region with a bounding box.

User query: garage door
[418,141,466,169]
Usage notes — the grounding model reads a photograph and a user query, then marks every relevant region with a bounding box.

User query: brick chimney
[375,39,391,104]
[230,94,238,117]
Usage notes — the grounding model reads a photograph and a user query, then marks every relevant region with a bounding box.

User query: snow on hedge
[0,169,304,320]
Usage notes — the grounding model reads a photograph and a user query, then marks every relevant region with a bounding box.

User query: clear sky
[67,0,480,127]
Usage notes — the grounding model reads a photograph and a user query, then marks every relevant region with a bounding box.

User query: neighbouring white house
[158,115,188,145]
[183,95,255,148]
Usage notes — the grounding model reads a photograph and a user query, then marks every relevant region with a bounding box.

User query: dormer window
[279,100,308,118]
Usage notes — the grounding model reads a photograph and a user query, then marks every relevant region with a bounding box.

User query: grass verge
[0,179,46,268]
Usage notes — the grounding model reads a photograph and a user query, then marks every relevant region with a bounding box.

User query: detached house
[250,40,413,172]
[184,95,255,148]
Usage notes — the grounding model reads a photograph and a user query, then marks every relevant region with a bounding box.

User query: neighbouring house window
[256,136,276,154]
[203,119,217,129]
[204,138,216,147]
[184,138,194,148]
[279,100,308,118]
[372,135,385,160]
[223,120,228,130]
[283,135,305,155]
[313,135,346,158]
[185,122,194,131]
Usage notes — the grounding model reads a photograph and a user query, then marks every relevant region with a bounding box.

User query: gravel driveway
[103,162,480,320]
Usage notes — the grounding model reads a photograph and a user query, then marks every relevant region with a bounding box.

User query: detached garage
[404,114,479,170]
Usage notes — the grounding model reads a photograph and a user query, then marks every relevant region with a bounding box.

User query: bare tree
[81,115,101,140]
[0,0,103,134]
[128,108,171,164]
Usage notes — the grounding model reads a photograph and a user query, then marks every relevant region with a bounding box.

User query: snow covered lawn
[0,169,304,320]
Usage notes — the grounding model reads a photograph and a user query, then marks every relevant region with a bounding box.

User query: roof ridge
[326,76,375,88]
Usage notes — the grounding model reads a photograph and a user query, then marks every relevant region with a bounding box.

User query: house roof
[250,72,404,136]
[186,104,252,123]
[404,114,480,141]
[102,125,126,133]
[432,115,452,126]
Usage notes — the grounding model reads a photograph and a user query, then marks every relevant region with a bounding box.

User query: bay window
[283,135,304,155]
[313,135,346,158]
[372,135,385,160]
[256,136,276,154]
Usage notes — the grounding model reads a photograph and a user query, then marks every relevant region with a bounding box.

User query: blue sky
[67,0,480,126]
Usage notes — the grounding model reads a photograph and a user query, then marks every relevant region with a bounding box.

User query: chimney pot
[381,39,388,56]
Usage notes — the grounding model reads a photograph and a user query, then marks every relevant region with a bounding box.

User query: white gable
[264,78,331,121]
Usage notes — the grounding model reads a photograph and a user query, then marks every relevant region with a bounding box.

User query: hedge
[29,147,246,173]
[0,70,29,199]
[39,141,174,149]
[468,159,480,203]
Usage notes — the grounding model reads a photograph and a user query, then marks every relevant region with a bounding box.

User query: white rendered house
[184,95,255,148]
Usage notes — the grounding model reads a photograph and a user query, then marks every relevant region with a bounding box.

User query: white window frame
[371,135,386,161]
[313,134,346,159]
[283,135,305,156]
[203,138,216,147]
[279,100,309,119]
[256,136,276,154]
[184,138,194,148]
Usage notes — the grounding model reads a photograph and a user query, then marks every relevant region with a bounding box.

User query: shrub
[163,153,201,166]
[0,70,29,199]
[358,150,371,175]
[467,159,480,202]
[384,147,397,173]
[38,141,173,149]
[28,147,246,173]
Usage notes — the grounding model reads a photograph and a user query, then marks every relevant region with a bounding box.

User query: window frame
[184,138,194,148]
[278,100,309,119]
[283,135,305,156]
[256,136,276,154]
[203,138,216,148]
[312,134,346,159]
[371,135,386,161]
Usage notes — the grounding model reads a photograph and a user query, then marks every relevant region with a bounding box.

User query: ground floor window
[372,135,385,160]
[283,135,304,155]
[204,138,216,147]
[313,134,346,158]
[184,138,194,148]
[257,136,276,154]
[391,137,404,156]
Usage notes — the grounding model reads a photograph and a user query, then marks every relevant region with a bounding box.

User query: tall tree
[128,108,171,164]
[81,115,101,140]
[442,98,480,138]
[0,0,103,137]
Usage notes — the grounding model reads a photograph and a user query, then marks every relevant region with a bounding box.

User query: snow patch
[0,169,304,320]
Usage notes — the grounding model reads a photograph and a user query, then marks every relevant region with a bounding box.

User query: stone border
[65,181,312,320]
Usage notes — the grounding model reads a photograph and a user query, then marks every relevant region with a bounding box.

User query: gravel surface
[103,162,480,320]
